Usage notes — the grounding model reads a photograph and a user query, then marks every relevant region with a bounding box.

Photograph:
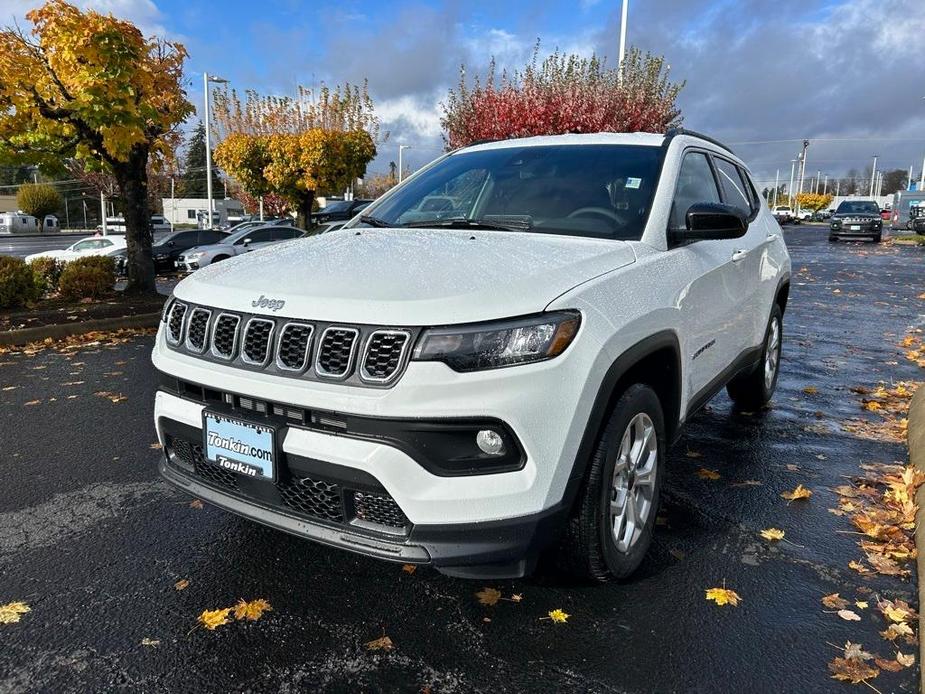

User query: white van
[0,213,39,234]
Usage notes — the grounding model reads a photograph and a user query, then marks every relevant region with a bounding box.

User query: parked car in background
[177,225,302,271]
[113,228,230,275]
[772,206,793,224]
[795,209,813,222]
[314,199,373,225]
[151,215,171,232]
[829,200,883,242]
[890,191,924,231]
[312,221,348,235]
[880,208,892,221]
[25,235,126,263]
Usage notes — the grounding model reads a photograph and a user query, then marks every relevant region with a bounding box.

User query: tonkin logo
[251,295,285,312]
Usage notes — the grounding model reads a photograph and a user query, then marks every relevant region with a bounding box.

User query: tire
[211,255,230,264]
[562,383,665,582]
[828,236,837,242]
[727,304,783,409]
[873,233,882,243]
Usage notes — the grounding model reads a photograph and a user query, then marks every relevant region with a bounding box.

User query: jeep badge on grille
[252,295,285,312]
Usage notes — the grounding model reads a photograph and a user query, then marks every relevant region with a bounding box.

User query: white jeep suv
[152,130,791,581]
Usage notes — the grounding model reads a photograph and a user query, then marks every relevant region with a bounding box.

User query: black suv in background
[313,199,373,226]
[829,200,883,242]
[114,228,229,275]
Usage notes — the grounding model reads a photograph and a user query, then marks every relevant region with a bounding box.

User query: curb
[0,312,160,347]
[908,388,925,690]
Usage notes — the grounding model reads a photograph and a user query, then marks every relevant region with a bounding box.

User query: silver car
[177,225,302,271]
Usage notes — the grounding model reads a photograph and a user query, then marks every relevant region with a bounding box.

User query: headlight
[153,253,169,260]
[185,251,204,261]
[412,311,581,372]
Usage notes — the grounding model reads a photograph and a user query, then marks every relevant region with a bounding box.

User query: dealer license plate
[203,411,276,481]
[850,225,861,231]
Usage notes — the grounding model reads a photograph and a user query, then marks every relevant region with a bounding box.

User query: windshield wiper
[401,216,531,232]
[357,215,393,228]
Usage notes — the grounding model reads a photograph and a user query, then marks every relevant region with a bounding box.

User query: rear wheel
[727,305,782,409]
[563,384,664,582]
[211,255,230,264]
[873,233,882,243]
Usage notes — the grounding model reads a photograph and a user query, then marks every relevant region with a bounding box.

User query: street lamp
[617,0,629,84]
[398,145,412,183]
[203,72,228,224]
[869,155,878,197]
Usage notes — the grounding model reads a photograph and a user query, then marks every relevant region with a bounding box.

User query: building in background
[162,198,245,227]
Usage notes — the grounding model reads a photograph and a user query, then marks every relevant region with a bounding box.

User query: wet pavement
[0,228,922,693]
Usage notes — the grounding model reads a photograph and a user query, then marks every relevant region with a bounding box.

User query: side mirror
[675,202,748,242]
[243,238,251,246]
[167,240,175,247]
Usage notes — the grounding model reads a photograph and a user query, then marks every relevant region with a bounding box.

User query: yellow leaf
[697,467,720,480]
[780,484,812,501]
[821,593,848,610]
[511,594,523,603]
[547,608,570,623]
[401,564,416,575]
[855,601,868,609]
[365,635,394,651]
[837,609,861,621]
[880,623,914,640]
[802,386,818,395]
[705,587,741,606]
[233,598,272,622]
[896,652,915,667]
[198,607,232,631]
[475,587,502,606]
[0,601,30,624]
[174,579,190,591]
[759,528,785,541]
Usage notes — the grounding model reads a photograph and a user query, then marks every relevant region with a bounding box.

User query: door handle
[731,249,748,263]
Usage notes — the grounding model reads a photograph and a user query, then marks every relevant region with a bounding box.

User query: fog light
[476,429,505,455]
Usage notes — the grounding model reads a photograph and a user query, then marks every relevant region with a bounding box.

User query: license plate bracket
[202,409,278,482]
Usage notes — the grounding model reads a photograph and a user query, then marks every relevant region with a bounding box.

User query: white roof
[460,132,666,152]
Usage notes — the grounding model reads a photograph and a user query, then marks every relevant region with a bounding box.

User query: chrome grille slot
[184,308,211,353]
[361,330,411,383]
[242,318,275,366]
[166,301,187,345]
[211,313,241,360]
[315,327,359,378]
[276,323,314,372]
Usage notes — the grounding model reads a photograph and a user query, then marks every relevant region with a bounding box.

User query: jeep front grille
[163,302,419,387]
[353,491,410,529]
[361,330,411,383]
[211,314,240,360]
[277,323,314,372]
[166,301,188,345]
[277,476,344,523]
[242,318,274,365]
[185,308,211,353]
[315,327,359,378]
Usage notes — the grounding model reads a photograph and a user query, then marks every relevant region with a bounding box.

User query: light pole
[788,159,797,208]
[203,72,228,225]
[617,0,629,84]
[772,169,779,207]
[398,145,412,183]
[869,155,878,196]
[796,140,809,213]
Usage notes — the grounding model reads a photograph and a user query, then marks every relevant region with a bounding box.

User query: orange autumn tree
[0,1,193,294]
[212,84,378,230]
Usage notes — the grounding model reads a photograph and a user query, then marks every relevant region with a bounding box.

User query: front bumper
[830,222,881,238]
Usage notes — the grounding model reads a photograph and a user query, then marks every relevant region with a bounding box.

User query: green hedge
[0,255,40,309]
[58,255,116,301]
[28,256,65,295]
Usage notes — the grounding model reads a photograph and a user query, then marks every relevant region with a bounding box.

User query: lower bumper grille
[164,433,408,534]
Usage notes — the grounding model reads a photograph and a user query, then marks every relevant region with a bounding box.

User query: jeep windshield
[835,201,879,215]
[356,144,663,240]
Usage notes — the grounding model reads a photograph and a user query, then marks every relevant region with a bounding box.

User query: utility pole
[772,169,779,207]
[64,196,69,228]
[909,165,914,191]
[258,196,264,221]
[835,178,840,197]
[869,155,878,196]
[203,72,229,225]
[617,0,629,84]
[82,200,87,228]
[169,177,175,231]
[788,159,797,208]
[920,152,924,191]
[796,140,809,213]
[100,192,107,236]
[823,174,828,195]
[398,145,412,183]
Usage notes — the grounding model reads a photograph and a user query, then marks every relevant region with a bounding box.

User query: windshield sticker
[626,177,642,189]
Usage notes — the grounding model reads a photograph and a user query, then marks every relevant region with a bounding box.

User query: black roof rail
[663,128,736,155]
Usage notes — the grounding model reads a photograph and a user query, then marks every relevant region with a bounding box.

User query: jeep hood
[174,228,635,325]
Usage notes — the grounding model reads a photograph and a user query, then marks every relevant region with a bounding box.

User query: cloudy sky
[3,0,925,188]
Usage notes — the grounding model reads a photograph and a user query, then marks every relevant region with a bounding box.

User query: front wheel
[562,384,665,582]
[727,305,782,409]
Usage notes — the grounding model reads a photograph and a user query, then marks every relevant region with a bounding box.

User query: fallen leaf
[366,635,394,651]
[174,579,190,591]
[881,622,914,640]
[150,442,163,450]
[0,601,30,624]
[189,499,204,510]
[198,607,232,631]
[875,658,903,672]
[685,450,703,458]
[401,564,417,575]
[896,652,915,667]
[23,400,40,406]
[475,587,502,606]
[141,637,160,647]
[828,657,879,684]
[233,598,272,622]
[821,593,849,610]
[849,560,872,574]
[730,479,763,487]
[547,608,570,623]
[855,601,868,610]
[760,528,785,541]
[697,467,720,480]
[705,587,741,606]
[843,642,874,661]
[510,594,523,603]
[802,386,818,395]
[837,609,861,621]
[781,484,812,501]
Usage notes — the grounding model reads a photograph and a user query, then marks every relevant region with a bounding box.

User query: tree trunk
[295,191,314,231]
[114,145,157,296]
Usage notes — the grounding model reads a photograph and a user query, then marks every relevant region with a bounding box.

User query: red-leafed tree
[232,187,290,218]
[441,45,684,150]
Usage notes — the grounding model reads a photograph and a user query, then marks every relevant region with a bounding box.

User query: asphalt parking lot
[0,228,922,693]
